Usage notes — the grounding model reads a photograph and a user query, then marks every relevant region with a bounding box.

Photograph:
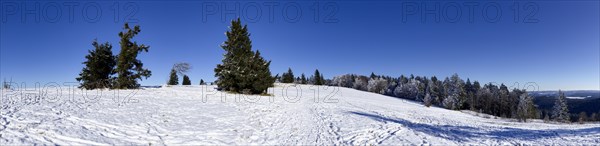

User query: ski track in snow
[1,84,599,145]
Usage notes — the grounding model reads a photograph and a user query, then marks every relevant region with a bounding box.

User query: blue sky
[1,0,599,91]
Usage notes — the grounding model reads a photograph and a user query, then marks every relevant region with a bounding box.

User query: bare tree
[173,62,192,76]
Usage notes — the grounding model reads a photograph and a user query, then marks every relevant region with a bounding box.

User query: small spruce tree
[552,90,570,123]
[199,79,205,85]
[282,68,295,83]
[182,75,191,85]
[314,69,323,85]
[301,73,307,84]
[167,69,179,85]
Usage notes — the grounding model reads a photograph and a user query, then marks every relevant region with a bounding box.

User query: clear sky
[1,0,599,91]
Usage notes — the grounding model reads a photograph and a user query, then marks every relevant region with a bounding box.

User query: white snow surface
[1,84,599,145]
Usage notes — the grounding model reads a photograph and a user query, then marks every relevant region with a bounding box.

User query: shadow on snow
[347,111,600,142]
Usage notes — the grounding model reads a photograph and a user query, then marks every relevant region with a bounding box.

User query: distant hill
[530,90,600,117]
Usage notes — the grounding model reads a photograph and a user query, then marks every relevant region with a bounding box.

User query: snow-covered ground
[1,84,599,145]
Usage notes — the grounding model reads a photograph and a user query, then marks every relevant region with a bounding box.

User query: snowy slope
[1,84,599,145]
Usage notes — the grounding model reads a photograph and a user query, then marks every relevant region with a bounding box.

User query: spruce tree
[182,75,191,85]
[247,50,275,93]
[114,23,151,89]
[552,90,570,122]
[199,79,205,85]
[214,18,274,94]
[301,73,307,84]
[314,69,323,85]
[370,72,377,79]
[282,68,295,83]
[167,68,179,85]
[76,40,116,89]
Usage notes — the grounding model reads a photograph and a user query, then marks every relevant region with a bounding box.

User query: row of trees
[167,69,207,86]
[576,111,600,124]
[332,73,555,122]
[76,23,151,89]
[167,62,201,86]
[279,68,326,85]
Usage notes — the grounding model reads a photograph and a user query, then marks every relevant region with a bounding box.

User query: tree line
[76,19,598,124]
[280,68,326,85]
[330,73,598,123]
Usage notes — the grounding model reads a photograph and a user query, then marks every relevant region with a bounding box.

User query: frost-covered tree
[384,79,398,96]
[447,74,466,109]
[429,76,444,105]
[423,93,433,107]
[182,75,191,85]
[167,68,179,85]
[114,23,151,89]
[214,18,274,94]
[443,95,458,110]
[471,81,481,110]
[353,76,368,91]
[76,40,116,89]
[552,90,570,123]
[410,78,425,101]
[517,92,535,122]
[333,74,354,88]
[591,113,598,121]
[394,80,418,99]
[367,78,388,94]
